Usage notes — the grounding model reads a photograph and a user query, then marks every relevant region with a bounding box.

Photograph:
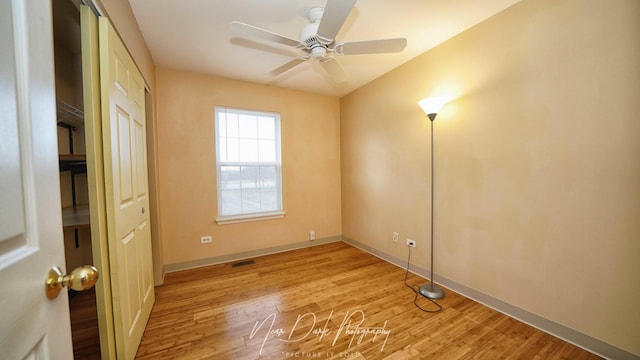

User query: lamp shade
[418,96,447,118]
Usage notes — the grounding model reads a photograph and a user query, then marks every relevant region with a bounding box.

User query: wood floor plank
[136,242,602,359]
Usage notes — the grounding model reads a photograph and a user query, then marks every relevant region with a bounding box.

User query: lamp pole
[418,110,445,300]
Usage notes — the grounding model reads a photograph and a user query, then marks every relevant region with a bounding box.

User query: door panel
[0,0,73,358]
[98,17,155,360]
[80,4,118,358]
[117,106,134,203]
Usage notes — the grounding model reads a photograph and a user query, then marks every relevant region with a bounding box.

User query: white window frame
[214,106,284,225]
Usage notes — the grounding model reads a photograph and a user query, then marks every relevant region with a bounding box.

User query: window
[215,107,283,224]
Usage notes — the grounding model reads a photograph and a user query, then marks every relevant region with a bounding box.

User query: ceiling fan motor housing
[300,22,321,44]
[300,22,330,59]
[308,6,324,23]
[303,6,335,54]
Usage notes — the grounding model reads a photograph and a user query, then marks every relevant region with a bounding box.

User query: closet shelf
[62,205,90,229]
[56,100,84,127]
[59,154,86,161]
[59,154,87,174]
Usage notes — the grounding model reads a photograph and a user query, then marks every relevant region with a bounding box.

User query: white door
[0,0,73,358]
[98,17,155,359]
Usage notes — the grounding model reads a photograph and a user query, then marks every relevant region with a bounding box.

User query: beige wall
[341,0,639,355]
[156,68,342,265]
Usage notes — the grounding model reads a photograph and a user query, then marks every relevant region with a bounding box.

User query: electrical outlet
[200,235,212,244]
[309,231,316,241]
[393,232,399,242]
[407,239,416,247]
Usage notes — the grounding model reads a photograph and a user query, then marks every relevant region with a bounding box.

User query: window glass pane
[218,112,226,137]
[260,166,277,188]
[239,114,257,139]
[258,139,276,162]
[220,166,240,190]
[239,139,258,162]
[241,166,259,189]
[219,138,227,162]
[221,189,241,215]
[258,116,275,139]
[226,113,238,138]
[242,189,261,213]
[218,138,229,162]
[260,189,278,211]
[226,138,240,162]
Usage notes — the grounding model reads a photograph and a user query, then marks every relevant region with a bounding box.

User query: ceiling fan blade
[229,21,301,47]
[270,57,308,77]
[337,38,407,55]
[316,0,356,42]
[319,57,348,83]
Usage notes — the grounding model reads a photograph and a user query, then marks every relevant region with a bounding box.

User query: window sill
[216,211,285,225]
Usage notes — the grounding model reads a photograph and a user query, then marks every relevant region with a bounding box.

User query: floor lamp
[417,96,447,300]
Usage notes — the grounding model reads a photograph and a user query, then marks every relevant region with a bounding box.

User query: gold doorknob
[45,265,99,300]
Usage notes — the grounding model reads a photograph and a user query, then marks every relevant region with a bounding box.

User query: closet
[53,0,101,358]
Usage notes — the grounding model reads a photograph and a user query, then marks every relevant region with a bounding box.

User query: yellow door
[98,17,155,359]
[0,0,72,358]
[80,4,117,358]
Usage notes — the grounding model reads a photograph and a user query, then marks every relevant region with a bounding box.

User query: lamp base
[419,283,445,299]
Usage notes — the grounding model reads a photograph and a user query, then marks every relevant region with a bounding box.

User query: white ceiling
[128,0,522,97]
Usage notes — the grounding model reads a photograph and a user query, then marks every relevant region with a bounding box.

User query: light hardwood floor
[135,242,601,359]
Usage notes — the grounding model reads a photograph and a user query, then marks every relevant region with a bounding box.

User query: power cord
[404,244,442,313]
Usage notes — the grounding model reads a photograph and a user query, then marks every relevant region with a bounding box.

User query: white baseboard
[163,235,342,273]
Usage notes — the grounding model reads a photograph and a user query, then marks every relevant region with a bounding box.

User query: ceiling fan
[229,0,407,83]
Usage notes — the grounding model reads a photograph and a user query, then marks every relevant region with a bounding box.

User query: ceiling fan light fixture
[310,46,327,59]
